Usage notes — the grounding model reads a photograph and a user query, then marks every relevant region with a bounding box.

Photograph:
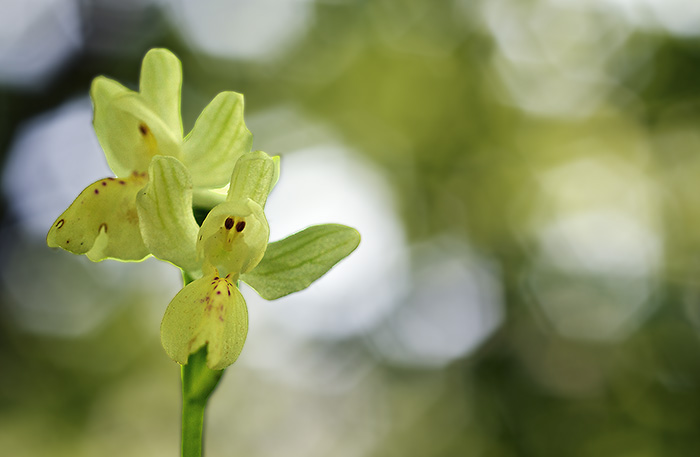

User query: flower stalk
[181,344,224,457]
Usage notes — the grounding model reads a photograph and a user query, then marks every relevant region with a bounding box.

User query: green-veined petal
[197,200,269,276]
[139,48,183,139]
[47,174,150,262]
[136,156,200,272]
[161,274,248,370]
[241,224,360,300]
[227,151,279,208]
[182,92,252,189]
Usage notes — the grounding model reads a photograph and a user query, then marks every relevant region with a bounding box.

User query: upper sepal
[91,80,181,177]
[241,224,360,300]
[139,48,183,139]
[91,49,184,178]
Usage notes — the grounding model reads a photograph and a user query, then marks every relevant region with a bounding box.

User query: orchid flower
[46,48,251,270]
[154,150,360,369]
[46,48,360,372]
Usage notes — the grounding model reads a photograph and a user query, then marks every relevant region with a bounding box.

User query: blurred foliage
[4,0,700,456]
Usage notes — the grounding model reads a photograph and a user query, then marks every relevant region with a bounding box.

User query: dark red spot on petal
[138,123,148,136]
[235,221,246,232]
[119,180,126,185]
[216,291,221,295]
[101,181,107,186]
[66,240,70,244]
[94,189,99,194]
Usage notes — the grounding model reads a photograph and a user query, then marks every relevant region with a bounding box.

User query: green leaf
[227,151,279,208]
[182,92,252,189]
[139,48,183,139]
[136,156,200,272]
[47,174,150,262]
[197,199,269,276]
[241,224,360,300]
[161,273,249,370]
[91,80,181,176]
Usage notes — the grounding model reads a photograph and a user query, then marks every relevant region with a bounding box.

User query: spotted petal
[92,80,181,176]
[161,274,248,370]
[47,173,150,261]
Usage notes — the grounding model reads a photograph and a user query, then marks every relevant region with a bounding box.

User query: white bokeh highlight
[163,0,314,60]
[0,0,81,88]
[527,156,663,341]
[370,237,504,368]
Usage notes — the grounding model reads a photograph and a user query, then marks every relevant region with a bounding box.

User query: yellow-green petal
[91,81,181,176]
[161,274,248,370]
[136,156,200,272]
[112,93,182,158]
[47,173,150,262]
[227,151,279,208]
[196,200,269,276]
[139,48,183,139]
[182,92,253,189]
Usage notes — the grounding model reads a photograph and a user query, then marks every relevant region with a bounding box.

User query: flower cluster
[47,49,359,370]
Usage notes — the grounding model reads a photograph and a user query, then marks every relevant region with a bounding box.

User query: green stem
[181,394,205,457]
[180,272,225,457]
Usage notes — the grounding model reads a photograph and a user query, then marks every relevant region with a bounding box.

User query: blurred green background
[3,0,700,455]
